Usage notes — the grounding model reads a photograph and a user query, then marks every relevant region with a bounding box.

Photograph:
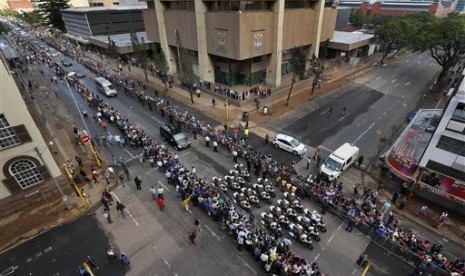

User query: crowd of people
[12,22,464,276]
[197,80,272,103]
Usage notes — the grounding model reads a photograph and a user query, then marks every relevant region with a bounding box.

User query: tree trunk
[286,75,296,106]
[390,49,401,59]
[380,49,390,64]
[188,86,194,104]
[144,65,148,83]
[311,79,317,94]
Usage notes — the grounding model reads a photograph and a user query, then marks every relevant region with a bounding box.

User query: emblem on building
[217,31,226,52]
[253,33,263,50]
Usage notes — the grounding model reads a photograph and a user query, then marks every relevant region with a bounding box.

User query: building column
[310,0,325,58]
[266,0,285,87]
[194,0,215,82]
[154,0,177,74]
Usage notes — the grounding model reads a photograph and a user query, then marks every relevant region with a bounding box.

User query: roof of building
[330,31,374,45]
[62,5,146,13]
[89,32,153,47]
[0,37,20,60]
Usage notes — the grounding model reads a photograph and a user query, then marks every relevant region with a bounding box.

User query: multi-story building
[142,0,338,88]
[337,0,455,18]
[386,69,465,213]
[0,40,62,204]
[2,0,34,12]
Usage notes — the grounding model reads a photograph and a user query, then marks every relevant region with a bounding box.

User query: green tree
[309,54,324,94]
[285,47,307,106]
[19,10,43,24]
[175,28,196,104]
[35,0,69,31]
[153,46,169,88]
[375,17,409,64]
[410,12,465,83]
[0,9,19,17]
[349,10,364,29]
[130,32,148,82]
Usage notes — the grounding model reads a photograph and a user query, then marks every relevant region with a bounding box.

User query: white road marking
[404,81,411,86]
[352,122,376,144]
[111,192,139,227]
[391,79,397,83]
[150,115,163,124]
[0,265,19,276]
[317,145,333,153]
[312,253,320,262]
[204,224,221,241]
[376,76,382,80]
[124,148,135,158]
[325,222,343,246]
[236,254,257,274]
[158,180,169,191]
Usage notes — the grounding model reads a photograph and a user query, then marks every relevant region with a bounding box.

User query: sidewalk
[0,59,119,253]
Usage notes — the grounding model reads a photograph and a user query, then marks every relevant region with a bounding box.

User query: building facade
[337,0,454,18]
[142,0,338,88]
[0,49,61,201]
[385,70,465,212]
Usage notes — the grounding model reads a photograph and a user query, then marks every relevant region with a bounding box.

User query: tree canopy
[35,0,69,31]
[410,12,465,81]
[375,17,409,64]
[349,10,364,29]
[153,47,169,86]
[175,29,196,104]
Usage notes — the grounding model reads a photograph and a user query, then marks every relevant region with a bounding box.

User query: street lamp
[65,72,101,167]
[65,72,91,135]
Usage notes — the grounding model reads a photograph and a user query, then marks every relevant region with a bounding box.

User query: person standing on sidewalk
[265,133,269,145]
[134,176,142,190]
[205,136,210,147]
[232,149,238,163]
[306,155,312,170]
[75,155,83,167]
[419,205,429,218]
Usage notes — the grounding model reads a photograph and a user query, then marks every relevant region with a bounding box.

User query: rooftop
[330,31,374,45]
[62,5,146,13]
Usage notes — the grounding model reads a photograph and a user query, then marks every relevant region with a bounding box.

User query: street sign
[81,135,90,143]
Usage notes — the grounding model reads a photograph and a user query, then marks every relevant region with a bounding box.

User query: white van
[95,77,117,97]
[320,143,360,180]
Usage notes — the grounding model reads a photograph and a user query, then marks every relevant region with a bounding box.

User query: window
[436,136,465,157]
[9,159,43,189]
[0,114,21,150]
[452,103,465,122]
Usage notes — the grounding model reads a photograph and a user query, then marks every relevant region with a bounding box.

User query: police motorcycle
[225,175,242,191]
[241,187,261,208]
[297,216,321,241]
[270,206,291,228]
[260,212,283,238]
[252,183,272,204]
[284,192,304,213]
[303,209,327,233]
[232,192,251,211]
[212,176,228,192]
[288,223,314,249]
[257,178,276,198]
[233,163,251,182]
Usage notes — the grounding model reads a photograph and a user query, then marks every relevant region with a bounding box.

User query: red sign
[81,135,90,143]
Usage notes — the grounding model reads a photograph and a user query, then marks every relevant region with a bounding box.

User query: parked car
[76,72,85,78]
[273,134,307,156]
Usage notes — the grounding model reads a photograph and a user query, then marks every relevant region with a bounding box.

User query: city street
[265,51,440,164]
[3,30,462,276]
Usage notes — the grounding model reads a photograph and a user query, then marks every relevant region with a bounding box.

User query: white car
[273,134,307,156]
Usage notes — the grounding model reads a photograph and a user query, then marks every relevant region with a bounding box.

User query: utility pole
[35,147,70,210]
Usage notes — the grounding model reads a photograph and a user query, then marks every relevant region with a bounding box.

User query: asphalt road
[4,29,459,276]
[266,51,441,164]
[0,215,125,276]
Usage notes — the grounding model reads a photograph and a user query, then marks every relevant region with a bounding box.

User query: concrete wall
[0,59,61,199]
[143,9,160,43]
[164,10,198,51]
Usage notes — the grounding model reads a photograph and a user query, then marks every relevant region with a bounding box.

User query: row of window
[0,114,21,150]
[1,114,43,189]
[436,136,465,157]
